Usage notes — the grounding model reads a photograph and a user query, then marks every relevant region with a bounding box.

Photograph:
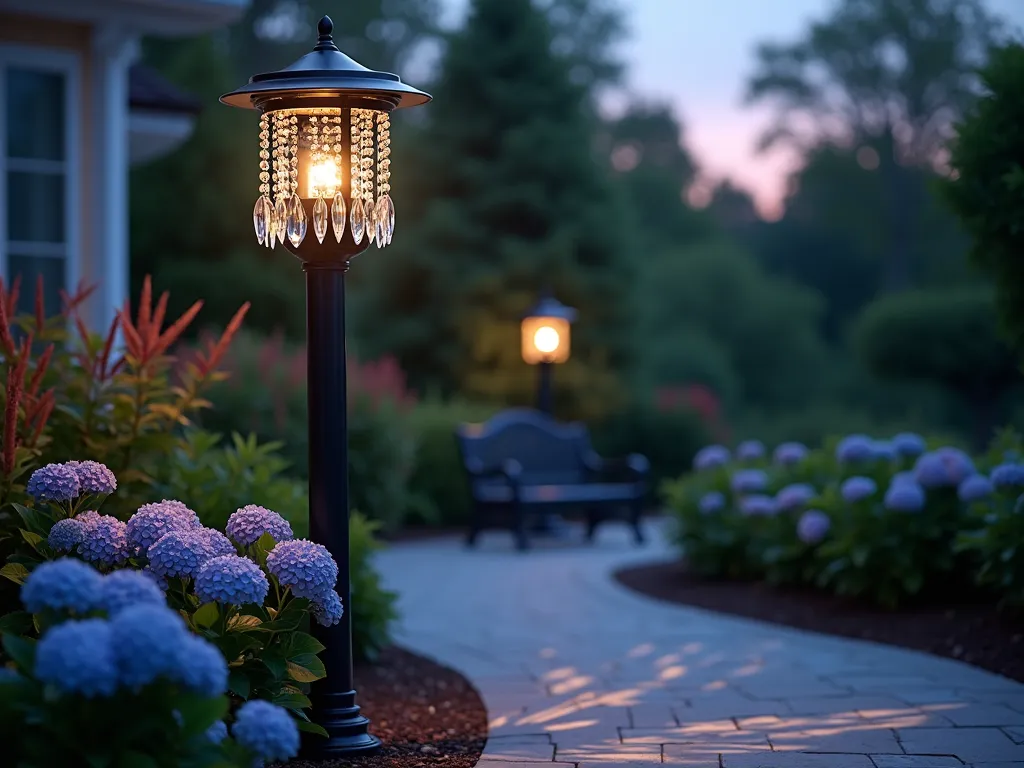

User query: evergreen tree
[355,0,632,417]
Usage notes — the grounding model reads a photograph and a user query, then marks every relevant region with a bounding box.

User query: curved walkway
[373,520,1024,768]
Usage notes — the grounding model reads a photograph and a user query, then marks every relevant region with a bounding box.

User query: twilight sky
[439,0,1024,220]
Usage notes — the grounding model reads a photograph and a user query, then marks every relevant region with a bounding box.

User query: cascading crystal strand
[331,112,346,242]
[349,109,366,244]
[272,112,290,248]
[361,109,376,243]
[286,113,307,247]
[254,112,272,245]
[375,111,394,248]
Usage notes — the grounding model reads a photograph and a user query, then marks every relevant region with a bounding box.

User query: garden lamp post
[521,290,576,416]
[221,15,430,758]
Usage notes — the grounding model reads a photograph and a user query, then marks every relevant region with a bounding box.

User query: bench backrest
[457,408,589,486]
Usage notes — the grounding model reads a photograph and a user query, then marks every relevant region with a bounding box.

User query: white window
[0,46,79,318]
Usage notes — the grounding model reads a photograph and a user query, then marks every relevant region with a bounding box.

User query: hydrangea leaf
[286,654,326,683]
[12,504,50,536]
[19,530,44,552]
[192,602,220,630]
[252,532,277,567]
[0,611,32,635]
[272,691,312,711]
[174,691,229,738]
[286,631,326,658]
[296,720,329,738]
[228,669,251,700]
[0,563,29,585]
[1,634,35,672]
[227,614,263,632]
[261,647,287,680]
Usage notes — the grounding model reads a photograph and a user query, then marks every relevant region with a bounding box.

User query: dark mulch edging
[615,559,1024,684]
[290,646,487,768]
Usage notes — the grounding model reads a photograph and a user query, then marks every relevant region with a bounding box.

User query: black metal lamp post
[521,290,577,416]
[220,16,430,758]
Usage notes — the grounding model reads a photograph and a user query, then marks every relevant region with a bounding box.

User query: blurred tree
[539,0,626,101]
[944,43,1024,356]
[747,0,1003,290]
[354,0,632,418]
[706,181,759,233]
[853,286,1019,447]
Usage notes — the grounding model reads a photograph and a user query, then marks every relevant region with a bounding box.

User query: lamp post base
[300,690,382,758]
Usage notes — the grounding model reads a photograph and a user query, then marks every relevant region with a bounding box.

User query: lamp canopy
[523,290,578,323]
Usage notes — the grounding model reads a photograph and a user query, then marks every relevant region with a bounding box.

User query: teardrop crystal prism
[381,194,396,245]
[350,197,366,245]
[274,197,288,244]
[313,196,328,244]
[253,196,272,245]
[286,193,307,248]
[331,192,346,243]
[365,199,377,243]
[374,198,386,249]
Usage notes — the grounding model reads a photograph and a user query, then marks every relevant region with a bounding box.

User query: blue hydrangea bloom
[797,510,830,545]
[47,517,85,552]
[693,444,731,471]
[232,700,300,762]
[739,494,777,517]
[991,463,1024,490]
[773,442,808,466]
[885,481,926,513]
[914,448,975,489]
[194,555,269,606]
[775,483,816,512]
[126,508,196,556]
[892,432,927,458]
[136,500,201,527]
[99,569,166,615]
[958,474,994,502]
[312,589,344,627]
[22,558,103,614]
[266,539,339,600]
[110,603,189,688]
[836,435,874,464]
[698,491,725,515]
[77,515,129,568]
[173,634,228,697]
[27,463,81,502]
[197,527,236,558]
[891,470,916,486]
[225,505,294,547]
[141,566,168,591]
[840,476,878,503]
[736,440,766,461]
[34,618,116,697]
[206,721,229,744]
[65,460,117,495]
[871,441,897,461]
[730,469,768,494]
[147,530,212,579]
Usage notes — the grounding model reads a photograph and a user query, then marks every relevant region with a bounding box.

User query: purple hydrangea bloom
[99,569,166,615]
[77,515,129,568]
[891,470,916,486]
[65,460,117,495]
[225,505,294,547]
[147,530,212,579]
[736,440,766,461]
[206,721,229,744]
[913,448,975,489]
[126,507,196,556]
[836,435,875,464]
[22,558,103,614]
[840,476,878,504]
[173,634,228,697]
[958,474,994,503]
[196,527,236,558]
[739,494,777,517]
[773,442,808,466]
[990,463,1024,491]
[312,589,344,627]
[194,555,269,606]
[110,603,189,688]
[698,491,726,515]
[34,618,116,697]
[47,517,85,552]
[731,469,768,494]
[892,432,927,458]
[136,500,200,527]
[141,567,168,592]
[266,539,339,600]
[797,510,830,545]
[232,700,301,763]
[871,441,897,461]
[775,483,816,512]
[693,444,731,471]
[26,463,80,502]
[884,481,926,513]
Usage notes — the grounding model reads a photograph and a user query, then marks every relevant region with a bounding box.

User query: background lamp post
[521,291,577,416]
[220,15,430,758]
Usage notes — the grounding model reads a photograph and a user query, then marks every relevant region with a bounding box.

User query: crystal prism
[366,199,376,243]
[380,194,395,245]
[253,196,271,245]
[331,192,346,243]
[286,193,307,248]
[350,196,366,245]
[373,198,385,248]
[313,196,328,244]
[274,197,288,244]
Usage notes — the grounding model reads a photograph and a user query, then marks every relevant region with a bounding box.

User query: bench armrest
[582,451,650,482]
[464,457,523,486]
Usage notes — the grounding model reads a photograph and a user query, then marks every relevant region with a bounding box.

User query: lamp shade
[521,293,577,365]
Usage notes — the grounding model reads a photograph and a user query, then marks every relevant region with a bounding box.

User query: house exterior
[0,0,249,329]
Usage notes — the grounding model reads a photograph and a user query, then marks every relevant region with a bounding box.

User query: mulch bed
[615,559,1024,684]
[289,646,488,768]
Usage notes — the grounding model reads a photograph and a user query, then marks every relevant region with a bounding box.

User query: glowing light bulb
[307,158,341,198]
[534,326,560,355]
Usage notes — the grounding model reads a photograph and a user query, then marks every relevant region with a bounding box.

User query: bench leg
[585,506,601,543]
[513,505,529,552]
[630,499,645,545]
[466,504,483,548]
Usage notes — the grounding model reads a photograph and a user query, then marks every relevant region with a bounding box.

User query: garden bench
[456,408,650,551]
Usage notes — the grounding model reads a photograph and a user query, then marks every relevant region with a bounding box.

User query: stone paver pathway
[373,520,1024,768]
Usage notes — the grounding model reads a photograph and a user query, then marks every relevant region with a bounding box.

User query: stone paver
[373,521,1024,767]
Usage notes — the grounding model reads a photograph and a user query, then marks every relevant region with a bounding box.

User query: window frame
[0,43,81,305]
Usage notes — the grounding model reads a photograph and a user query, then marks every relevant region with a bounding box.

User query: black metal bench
[456,409,650,551]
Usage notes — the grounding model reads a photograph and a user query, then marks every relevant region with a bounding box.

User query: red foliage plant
[656,383,730,443]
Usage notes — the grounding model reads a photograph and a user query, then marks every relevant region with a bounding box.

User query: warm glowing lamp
[522,292,577,416]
